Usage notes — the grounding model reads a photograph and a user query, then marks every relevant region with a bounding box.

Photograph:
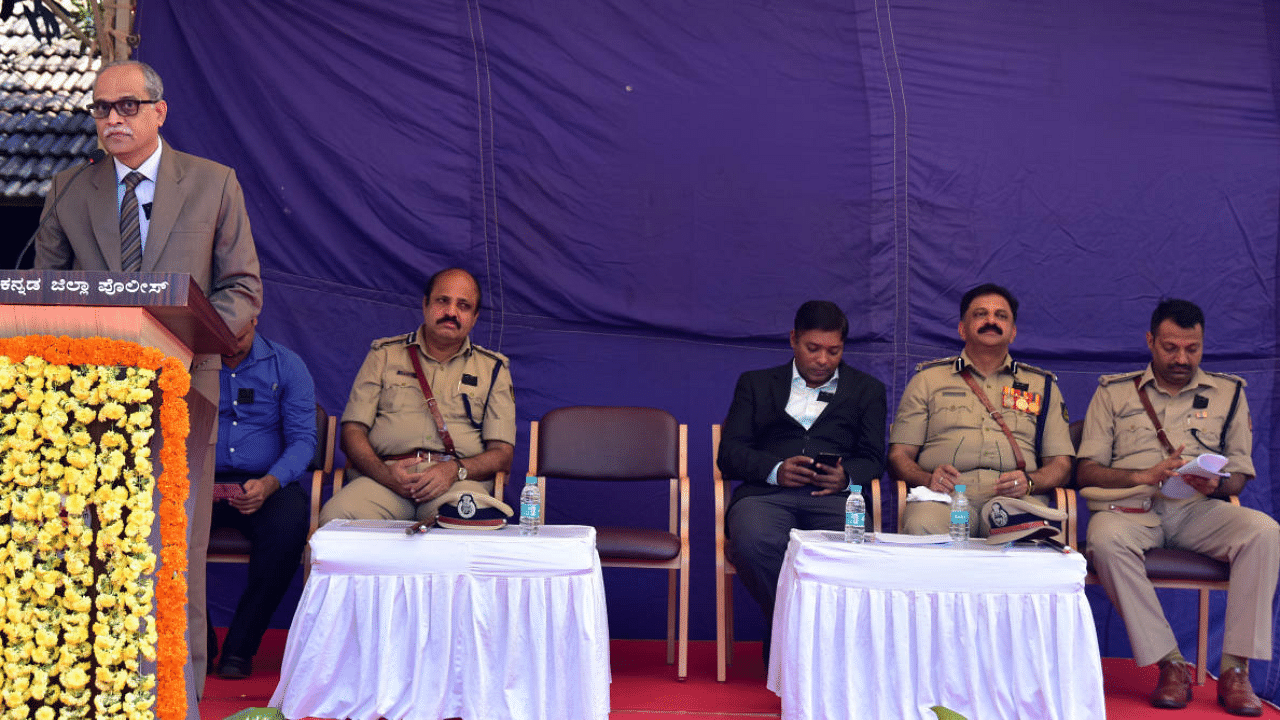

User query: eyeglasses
[88,98,159,119]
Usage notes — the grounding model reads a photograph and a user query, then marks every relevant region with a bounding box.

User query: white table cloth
[270,522,610,720]
[767,530,1104,720]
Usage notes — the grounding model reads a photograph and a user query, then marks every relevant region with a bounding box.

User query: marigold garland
[0,336,190,720]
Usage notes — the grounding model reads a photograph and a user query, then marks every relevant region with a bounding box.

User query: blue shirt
[216,334,317,485]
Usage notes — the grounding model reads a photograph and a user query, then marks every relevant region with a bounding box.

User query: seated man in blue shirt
[208,318,317,679]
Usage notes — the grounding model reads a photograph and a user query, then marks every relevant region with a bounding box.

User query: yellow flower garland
[0,336,189,720]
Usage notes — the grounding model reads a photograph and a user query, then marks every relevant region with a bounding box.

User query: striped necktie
[119,171,144,272]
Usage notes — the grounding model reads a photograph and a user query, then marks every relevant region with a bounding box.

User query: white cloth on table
[768,530,1104,720]
[270,523,610,720]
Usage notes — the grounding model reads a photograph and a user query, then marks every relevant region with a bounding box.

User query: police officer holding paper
[1077,299,1279,715]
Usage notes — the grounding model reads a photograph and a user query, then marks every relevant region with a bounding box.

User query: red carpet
[202,630,1280,719]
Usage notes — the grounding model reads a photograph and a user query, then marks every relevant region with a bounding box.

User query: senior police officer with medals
[320,268,515,524]
[888,283,1073,537]
[1077,299,1280,715]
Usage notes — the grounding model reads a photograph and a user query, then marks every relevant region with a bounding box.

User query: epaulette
[914,356,959,373]
[1011,360,1056,380]
[1098,369,1143,386]
[370,331,416,350]
[471,344,509,367]
[1205,370,1247,387]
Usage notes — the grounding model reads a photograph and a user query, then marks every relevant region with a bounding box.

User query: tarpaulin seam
[465,0,506,352]
[872,0,911,410]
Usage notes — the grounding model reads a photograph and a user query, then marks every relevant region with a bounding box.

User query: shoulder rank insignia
[914,356,959,373]
[471,344,509,367]
[1010,360,1056,380]
[1098,369,1143,387]
[1204,370,1247,387]
[371,330,416,350]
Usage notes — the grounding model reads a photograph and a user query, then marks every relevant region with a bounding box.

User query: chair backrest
[311,404,336,473]
[533,406,681,480]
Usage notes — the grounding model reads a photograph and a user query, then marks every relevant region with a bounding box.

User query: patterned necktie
[119,171,144,272]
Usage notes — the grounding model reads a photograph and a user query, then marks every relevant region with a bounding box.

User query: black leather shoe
[217,655,252,680]
[1150,660,1192,709]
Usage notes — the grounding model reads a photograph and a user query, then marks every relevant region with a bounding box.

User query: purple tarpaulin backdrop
[141,0,1280,694]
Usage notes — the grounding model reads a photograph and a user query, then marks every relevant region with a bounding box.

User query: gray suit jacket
[33,138,264,414]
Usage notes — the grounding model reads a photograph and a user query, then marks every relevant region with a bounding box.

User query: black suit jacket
[718,361,886,508]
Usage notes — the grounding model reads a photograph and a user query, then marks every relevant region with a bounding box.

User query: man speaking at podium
[33,60,262,716]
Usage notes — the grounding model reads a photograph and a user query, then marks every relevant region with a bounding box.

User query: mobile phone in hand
[212,483,245,501]
[811,452,842,471]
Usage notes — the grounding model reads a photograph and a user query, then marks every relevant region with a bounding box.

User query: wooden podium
[0,269,236,720]
[0,269,236,361]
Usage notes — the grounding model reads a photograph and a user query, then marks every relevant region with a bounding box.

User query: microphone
[14,148,108,269]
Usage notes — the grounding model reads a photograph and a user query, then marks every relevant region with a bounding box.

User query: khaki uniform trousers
[319,460,496,525]
[900,472,1050,538]
[1087,496,1280,667]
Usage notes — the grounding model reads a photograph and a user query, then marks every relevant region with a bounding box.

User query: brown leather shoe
[1150,660,1192,709]
[1218,667,1263,717]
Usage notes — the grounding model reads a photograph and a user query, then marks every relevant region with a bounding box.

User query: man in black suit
[717,300,886,654]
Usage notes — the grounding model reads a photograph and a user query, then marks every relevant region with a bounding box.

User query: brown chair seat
[597,527,681,562]
[1080,542,1231,583]
[209,525,253,555]
[1144,548,1229,582]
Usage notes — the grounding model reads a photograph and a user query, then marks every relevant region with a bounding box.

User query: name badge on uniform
[1001,386,1041,415]
[1193,395,1209,409]
[462,374,478,386]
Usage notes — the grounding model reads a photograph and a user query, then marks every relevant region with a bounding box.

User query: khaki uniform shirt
[889,351,1074,485]
[342,330,516,459]
[1077,365,1253,478]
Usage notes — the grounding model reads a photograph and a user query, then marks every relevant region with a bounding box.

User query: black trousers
[208,479,309,661]
[726,489,846,626]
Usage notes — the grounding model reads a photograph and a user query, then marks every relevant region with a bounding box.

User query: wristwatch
[1023,470,1035,495]
[456,459,468,482]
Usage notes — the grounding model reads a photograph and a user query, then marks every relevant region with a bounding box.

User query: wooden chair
[1065,419,1232,685]
[712,424,883,682]
[529,406,690,680]
[208,404,338,580]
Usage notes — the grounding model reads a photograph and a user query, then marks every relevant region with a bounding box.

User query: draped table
[767,530,1104,720]
[270,522,610,720]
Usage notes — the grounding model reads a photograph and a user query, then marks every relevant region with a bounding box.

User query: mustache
[102,126,133,139]
[978,323,1003,335]
[436,316,461,328]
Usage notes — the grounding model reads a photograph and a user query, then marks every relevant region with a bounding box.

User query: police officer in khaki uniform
[320,268,515,523]
[1078,299,1278,716]
[888,283,1073,536]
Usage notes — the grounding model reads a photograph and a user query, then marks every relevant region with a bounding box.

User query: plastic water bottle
[844,484,866,543]
[949,484,970,542]
[519,475,541,536]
